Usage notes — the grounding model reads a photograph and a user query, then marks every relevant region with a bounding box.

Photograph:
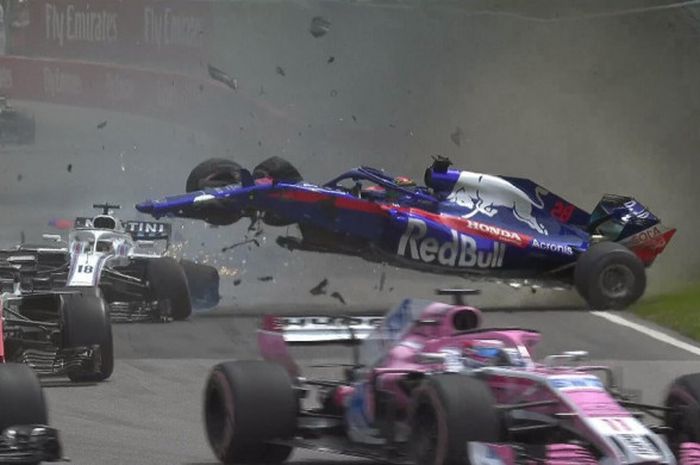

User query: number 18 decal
[77,265,94,274]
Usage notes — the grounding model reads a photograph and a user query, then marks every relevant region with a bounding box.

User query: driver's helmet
[394,176,416,187]
[462,339,512,367]
[96,241,113,253]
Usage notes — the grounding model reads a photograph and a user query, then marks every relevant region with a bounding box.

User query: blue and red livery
[136,156,675,309]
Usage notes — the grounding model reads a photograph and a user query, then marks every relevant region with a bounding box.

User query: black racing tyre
[574,241,646,310]
[0,363,48,431]
[665,373,700,452]
[252,156,303,184]
[186,158,243,226]
[204,360,296,464]
[409,374,502,465]
[252,157,303,226]
[146,257,192,320]
[187,158,243,192]
[180,259,220,310]
[62,288,114,382]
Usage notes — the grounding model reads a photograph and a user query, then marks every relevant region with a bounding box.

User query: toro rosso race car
[0,257,113,382]
[3,204,221,322]
[136,156,675,309]
[203,291,700,465]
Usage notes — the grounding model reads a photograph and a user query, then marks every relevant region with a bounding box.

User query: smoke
[1,0,698,307]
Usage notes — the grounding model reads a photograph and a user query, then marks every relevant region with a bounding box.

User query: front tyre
[0,364,48,431]
[574,242,646,310]
[408,374,502,465]
[146,258,192,320]
[186,158,244,226]
[204,360,296,464]
[665,373,700,453]
[252,157,303,226]
[62,289,114,382]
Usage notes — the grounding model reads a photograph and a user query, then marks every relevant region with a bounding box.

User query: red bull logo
[397,218,506,268]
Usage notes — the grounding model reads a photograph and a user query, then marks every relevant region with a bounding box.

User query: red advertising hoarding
[0,55,233,127]
[8,0,212,72]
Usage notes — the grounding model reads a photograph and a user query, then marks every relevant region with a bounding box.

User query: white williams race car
[3,204,220,322]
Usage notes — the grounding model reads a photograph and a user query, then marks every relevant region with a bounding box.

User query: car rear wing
[589,195,676,264]
[73,217,172,242]
[261,315,382,343]
[123,221,172,241]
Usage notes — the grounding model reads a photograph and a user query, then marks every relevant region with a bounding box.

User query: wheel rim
[598,264,635,299]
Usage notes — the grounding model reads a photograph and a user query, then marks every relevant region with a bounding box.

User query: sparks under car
[136,156,675,309]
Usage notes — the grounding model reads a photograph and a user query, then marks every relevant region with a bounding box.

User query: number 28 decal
[551,201,575,223]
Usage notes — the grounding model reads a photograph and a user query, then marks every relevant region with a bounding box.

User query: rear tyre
[204,360,296,464]
[186,158,243,225]
[180,259,220,310]
[665,373,700,452]
[409,374,502,465]
[62,289,114,382]
[252,156,303,184]
[253,157,303,226]
[0,363,48,431]
[574,242,646,310]
[146,258,192,320]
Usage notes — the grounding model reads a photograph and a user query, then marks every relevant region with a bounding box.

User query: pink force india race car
[203,290,700,465]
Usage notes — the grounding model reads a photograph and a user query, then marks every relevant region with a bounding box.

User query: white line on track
[591,311,700,357]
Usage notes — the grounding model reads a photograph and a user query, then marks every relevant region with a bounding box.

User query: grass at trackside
[633,283,700,341]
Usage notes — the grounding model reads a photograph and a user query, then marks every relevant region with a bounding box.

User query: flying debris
[207,64,238,91]
[233,279,242,286]
[309,16,331,38]
[67,163,72,173]
[258,276,274,282]
[327,56,335,64]
[309,278,329,296]
[221,238,260,253]
[276,66,286,77]
[97,121,107,129]
[330,291,346,305]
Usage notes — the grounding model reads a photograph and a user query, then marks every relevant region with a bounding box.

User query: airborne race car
[4,204,221,322]
[203,292,700,465]
[136,156,675,309]
[0,257,113,382]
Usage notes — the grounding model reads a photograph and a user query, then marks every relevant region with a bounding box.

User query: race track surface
[43,305,700,465]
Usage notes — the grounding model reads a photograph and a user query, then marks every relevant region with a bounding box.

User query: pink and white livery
[202,291,700,465]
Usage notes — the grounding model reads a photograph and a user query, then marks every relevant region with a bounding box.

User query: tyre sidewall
[0,364,47,431]
[204,361,296,463]
[146,257,192,320]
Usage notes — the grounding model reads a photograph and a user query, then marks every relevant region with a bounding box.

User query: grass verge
[633,283,700,341]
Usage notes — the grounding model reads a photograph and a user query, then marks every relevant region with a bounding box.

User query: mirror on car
[42,234,63,242]
[6,254,36,264]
